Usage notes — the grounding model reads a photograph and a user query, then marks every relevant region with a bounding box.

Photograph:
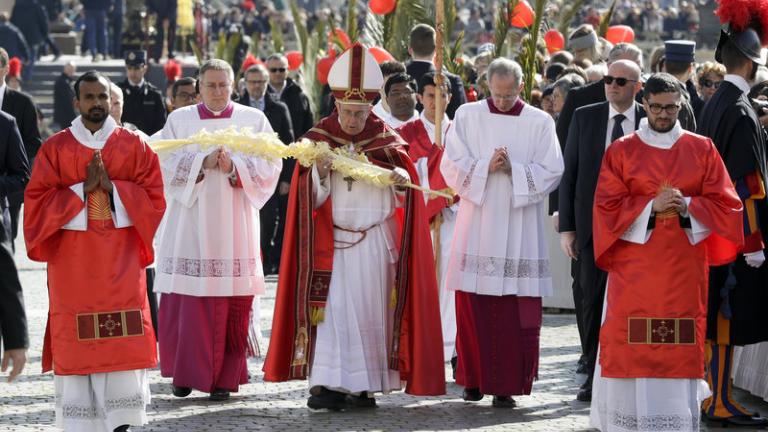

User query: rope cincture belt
[333,224,378,249]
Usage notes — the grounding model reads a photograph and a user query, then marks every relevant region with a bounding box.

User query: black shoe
[450,356,458,380]
[576,362,588,374]
[113,426,131,432]
[172,386,192,397]
[345,391,377,408]
[209,388,230,401]
[576,387,592,402]
[307,387,347,411]
[462,387,484,402]
[492,396,516,408]
[702,411,768,428]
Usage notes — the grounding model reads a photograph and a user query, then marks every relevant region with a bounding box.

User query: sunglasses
[269,68,287,73]
[604,75,637,87]
[701,79,721,89]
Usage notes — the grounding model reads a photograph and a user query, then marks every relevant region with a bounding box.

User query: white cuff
[62,183,87,231]
[683,197,710,245]
[620,200,654,244]
[111,184,134,228]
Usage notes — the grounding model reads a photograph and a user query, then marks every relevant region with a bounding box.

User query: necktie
[611,113,626,143]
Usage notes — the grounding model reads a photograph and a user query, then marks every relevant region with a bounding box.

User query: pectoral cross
[343,176,356,191]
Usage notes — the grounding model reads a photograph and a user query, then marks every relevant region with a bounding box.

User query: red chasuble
[593,132,742,379]
[263,111,446,396]
[24,128,166,375]
[397,119,456,222]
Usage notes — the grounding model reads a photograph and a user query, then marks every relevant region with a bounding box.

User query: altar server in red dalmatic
[263,43,445,410]
[589,73,743,432]
[24,71,166,432]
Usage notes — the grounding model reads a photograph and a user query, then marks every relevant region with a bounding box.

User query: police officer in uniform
[661,40,700,131]
[118,50,167,135]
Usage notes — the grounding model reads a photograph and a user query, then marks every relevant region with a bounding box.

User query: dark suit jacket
[268,78,314,138]
[558,101,645,251]
[53,72,77,129]
[239,92,296,184]
[2,87,41,206]
[0,111,29,351]
[118,79,167,136]
[405,60,467,119]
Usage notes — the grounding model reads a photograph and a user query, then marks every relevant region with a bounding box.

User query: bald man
[557,59,647,401]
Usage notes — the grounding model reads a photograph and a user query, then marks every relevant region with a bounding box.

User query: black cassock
[697,80,768,345]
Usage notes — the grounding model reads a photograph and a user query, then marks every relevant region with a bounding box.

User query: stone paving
[2,236,767,431]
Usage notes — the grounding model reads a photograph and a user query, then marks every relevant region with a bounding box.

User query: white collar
[418,110,450,143]
[128,79,145,88]
[0,83,7,94]
[636,117,683,149]
[608,103,635,123]
[724,74,751,94]
[69,115,118,149]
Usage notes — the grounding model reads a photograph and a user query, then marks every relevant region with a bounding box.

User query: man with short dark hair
[697,20,768,427]
[406,23,467,119]
[372,60,406,120]
[266,53,314,137]
[590,72,743,432]
[117,50,167,135]
[170,77,197,111]
[24,70,166,432]
[381,72,418,128]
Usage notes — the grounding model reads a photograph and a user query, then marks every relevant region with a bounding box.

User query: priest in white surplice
[441,58,564,408]
[155,59,282,401]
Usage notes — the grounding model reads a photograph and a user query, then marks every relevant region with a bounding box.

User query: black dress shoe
[462,387,484,402]
[113,426,131,432]
[345,391,377,408]
[702,411,768,428]
[576,362,588,374]
[492,396,516,408]
[576,387,592,402]
[209,388,230,401]
[172,386,192,397]
[450,356,458,380]
[307,387,347,411]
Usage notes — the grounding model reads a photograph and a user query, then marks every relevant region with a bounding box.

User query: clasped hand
[203,146,234,173]
[652,187,687,215]
[489,148,511,175]
[84,150,113,194]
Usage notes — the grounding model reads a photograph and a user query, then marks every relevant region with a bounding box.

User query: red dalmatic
[263,112,446,395]
[24,128,166,375]
[593,133,742,379]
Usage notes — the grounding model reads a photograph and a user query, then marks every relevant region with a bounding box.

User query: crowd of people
[1,1,768,432]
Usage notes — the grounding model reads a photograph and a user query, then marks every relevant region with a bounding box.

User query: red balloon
[510,1,534,28]
[285,51,303,71]
[543,29,565,54]
[370,0,396,15]
[317,56,335,85]
[328,28,352,51]
[605,25,635,44]
[368,46,395,64]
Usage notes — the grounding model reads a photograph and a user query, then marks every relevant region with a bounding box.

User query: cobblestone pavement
[2,237,767,431]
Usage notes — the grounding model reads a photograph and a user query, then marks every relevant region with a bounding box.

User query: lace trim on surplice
[170,153,197,187]
[600,406,699,431]
[56,393,146,420]
[460,254,551,278]
[159,257,258,277]
[460,160,478,194]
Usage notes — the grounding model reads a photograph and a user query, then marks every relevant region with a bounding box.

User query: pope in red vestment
[24,111,165,376]
[264,44,444,408]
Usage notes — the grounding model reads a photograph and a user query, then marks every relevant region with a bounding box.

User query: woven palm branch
[150,126,289,162]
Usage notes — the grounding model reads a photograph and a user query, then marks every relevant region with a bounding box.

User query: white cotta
[590,122,712,432]
[440,100,563,297]
[54,370,150,432]
[307,158,409,394]
[154,104,282,297]
[732,344,768,401]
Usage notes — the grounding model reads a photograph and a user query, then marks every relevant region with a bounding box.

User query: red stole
[24,128,166,374]
[263,112,446,395]
[593,132,742,378]
[397,119,457,221]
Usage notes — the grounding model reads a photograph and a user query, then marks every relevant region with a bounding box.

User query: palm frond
[299,20,326,123]
[189,38,204,65]
[598,0,616,37]
[290,0,309,59]
[557,0,584,37]
[270,18,284,53]
[364,12,386,47]
[388,0,429,60]
[521,0,548,102]
[494,0,519,59]
[346,0,359,41]
[444,31,464,76]
[215,30,226,59]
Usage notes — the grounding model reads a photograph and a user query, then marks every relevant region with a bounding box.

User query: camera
[751,98,768,116]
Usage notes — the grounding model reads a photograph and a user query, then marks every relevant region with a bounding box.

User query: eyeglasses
[269,68,287,73]
[701,79,722,89]
[646,103,681,114]
[604,75,637,87]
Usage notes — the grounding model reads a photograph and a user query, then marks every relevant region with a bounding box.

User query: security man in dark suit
[405,23,467,119]
[0,110,30,382]
[0,47,40,246]
[558,60,646,402]
[118,50,167,135]
[240,63,294,275]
